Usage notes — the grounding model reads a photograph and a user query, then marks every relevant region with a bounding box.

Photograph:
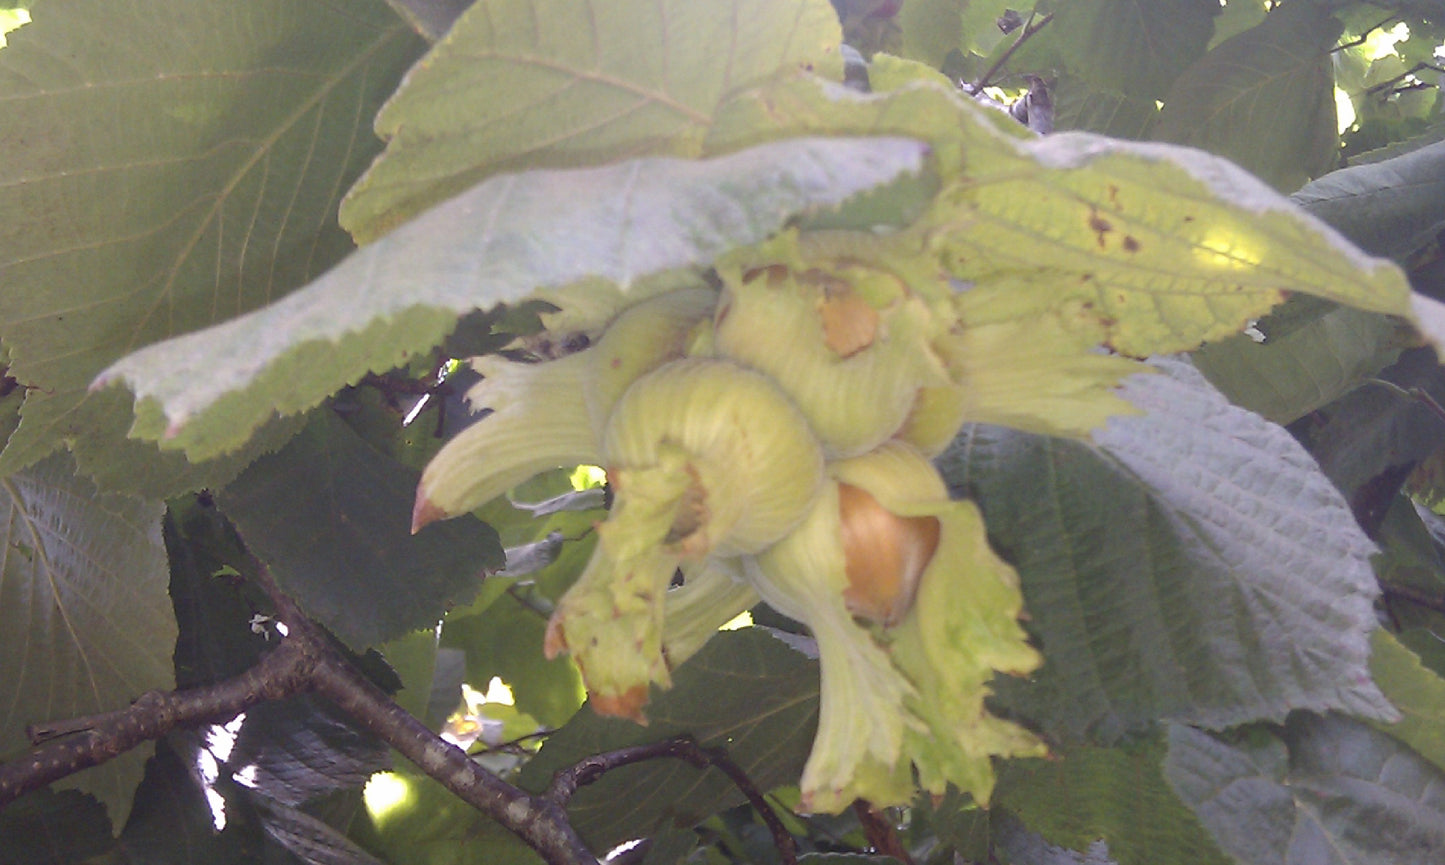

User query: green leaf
[379,627,443,722]
[0,0,426,488]
[385,0,474,40]
[995,737,1230,865]
[439,593,585,729]
[1306,348,1445,502]
[1037,0,1217,102]
[1153,4,1341,192]
[1369,629,1445,776]
[940,358,1396,744]
[218,411,504,649]
[1292,138,1445,262]
[1191,296,1407,424]
[895,0,965,68]
[1164,715,1445,865]
[95,136,932,461]
[118,741,258,865]
[339,0,843,244]
[1050,72,1160,139]
[362,766,544,865]
[0,454,173,828]
[518,628,819,850]
[0,790,115,865]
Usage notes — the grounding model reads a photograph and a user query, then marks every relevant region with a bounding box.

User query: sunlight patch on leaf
[710,76,1412,359]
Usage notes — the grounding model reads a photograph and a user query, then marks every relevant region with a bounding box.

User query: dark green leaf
[1292,138,1445,262]
[219,411,504,649]
[1192,296,1407,424]
[119,739,262,865]
[439,593,584,729]
[940,358,1395,744]
[1164,715,1445,865]
[0,790,114,865]
[97,137,932,461]
[0,0,425,490]
[249,793,388,865]
[1306,347,1445,502]
[222,697,390,806]
[165,501,273,689]
[994,737,1230,865]
[1153,4,1341,192]
[1050,73,1159,139]
[0,453,172,827]
[518,628,819,850]
[1039,0,1217,102]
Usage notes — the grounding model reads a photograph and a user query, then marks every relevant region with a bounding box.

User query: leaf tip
[411,491,447,534]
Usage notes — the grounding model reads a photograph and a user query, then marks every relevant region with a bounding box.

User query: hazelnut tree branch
[0,563,805,865]
[0,564,600,865]
[544,736,800,865]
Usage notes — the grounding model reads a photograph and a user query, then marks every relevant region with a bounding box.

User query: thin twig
[1332,15,1399,54]
[1382,582,1445,617]
[1362,62,1445,97]
[1366,378,1445,428]
[968,12,1055,93]
[545,736,798,865]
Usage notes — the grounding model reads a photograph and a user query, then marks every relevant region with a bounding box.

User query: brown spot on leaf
[1122,235,1140,253]
[1089,212,1113,249]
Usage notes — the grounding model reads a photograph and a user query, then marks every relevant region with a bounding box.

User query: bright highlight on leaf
[364,772,414,823]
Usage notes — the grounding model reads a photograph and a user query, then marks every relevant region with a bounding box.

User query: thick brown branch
[545,736,798,865]
[1,565,600,865]
[0,639,315,806]
[252,567,600,865]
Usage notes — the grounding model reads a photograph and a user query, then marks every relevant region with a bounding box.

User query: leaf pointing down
[94,136,932,461]
[941,358,1395,744]
[0,455,174,829]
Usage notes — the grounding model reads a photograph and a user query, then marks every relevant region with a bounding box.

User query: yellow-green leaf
[1369,628,1445,776]
[711,75,1412,360]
